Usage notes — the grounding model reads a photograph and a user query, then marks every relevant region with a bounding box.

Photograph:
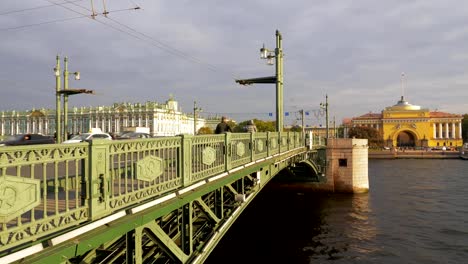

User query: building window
[339,159,347,167]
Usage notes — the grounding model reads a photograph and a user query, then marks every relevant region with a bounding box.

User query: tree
[231,119,276,132]
[348,126,383,148]
[286,125,302,132]
[232,120,249,132]
[254,119,276,132]
[198,126,213,134]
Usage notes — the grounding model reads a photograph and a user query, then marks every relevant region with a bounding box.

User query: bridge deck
[0,132,325,263]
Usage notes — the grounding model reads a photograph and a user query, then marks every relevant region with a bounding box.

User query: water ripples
[206,159,468,264]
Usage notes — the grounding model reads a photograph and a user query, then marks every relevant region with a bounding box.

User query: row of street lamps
[54,55,94,143]
[51,32,331,141]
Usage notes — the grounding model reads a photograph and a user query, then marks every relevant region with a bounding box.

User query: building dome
[386,96,421,111]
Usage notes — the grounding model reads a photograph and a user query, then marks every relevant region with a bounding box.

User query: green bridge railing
[0,131,314,256]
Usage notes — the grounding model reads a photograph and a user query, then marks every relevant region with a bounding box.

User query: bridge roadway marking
[0,147,306,264]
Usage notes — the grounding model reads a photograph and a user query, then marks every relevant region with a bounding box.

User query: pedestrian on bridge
[244,119,257,133]
[215,116,232,134]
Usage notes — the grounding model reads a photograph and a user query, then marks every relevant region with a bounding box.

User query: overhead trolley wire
[0,0,85,16]
[0,5,141,31]
[45,0,241,80]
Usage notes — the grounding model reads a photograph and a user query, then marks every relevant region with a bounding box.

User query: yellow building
[351,96,463,148]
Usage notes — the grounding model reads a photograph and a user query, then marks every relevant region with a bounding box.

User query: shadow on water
[205,177,377,264]
[206,159,468,264]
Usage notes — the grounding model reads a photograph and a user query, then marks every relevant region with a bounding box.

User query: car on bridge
[63,132,112,143]
[63,128,112,143]
[114,131,152,140]
[0,134,55,146]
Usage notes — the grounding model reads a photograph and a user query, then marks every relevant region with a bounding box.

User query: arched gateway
[349,95,463,148]
[397,130,416,147]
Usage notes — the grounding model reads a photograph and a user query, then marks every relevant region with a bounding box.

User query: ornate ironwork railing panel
[0,143,89,252]
[280,133,289,153]
[230,133,252,168]
[106,137,182,213]
[253,132,268,160]
[190,135,226,182]
[268,133,280,156]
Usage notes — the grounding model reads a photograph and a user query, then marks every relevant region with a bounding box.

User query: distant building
[348,96,463,148]
[0,97,207,137]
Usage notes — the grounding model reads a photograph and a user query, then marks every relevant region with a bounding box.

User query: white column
[438,123,442,139]
[115,117,119,133]
[445,123,449,139]
[459,122,463,139]
[452,123,455,139]
[433,123,437,138]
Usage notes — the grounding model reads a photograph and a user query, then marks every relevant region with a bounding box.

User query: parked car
[0,134,55,146]
[63,132,112,143]
[114,131,152,140]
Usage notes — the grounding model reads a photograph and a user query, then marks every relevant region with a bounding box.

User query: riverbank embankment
[369,150,461,159]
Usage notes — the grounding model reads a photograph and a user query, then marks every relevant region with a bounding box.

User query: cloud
[1,0,468,126]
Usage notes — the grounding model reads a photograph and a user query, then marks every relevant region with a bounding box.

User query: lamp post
[54,56,62,143]
[320,94,329,139]
[54,55,93,143]
[62,57,81,141]
[193,101,202,135]
[235,30,284,132]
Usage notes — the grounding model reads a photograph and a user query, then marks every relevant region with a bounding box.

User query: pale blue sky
[1,0,467,127]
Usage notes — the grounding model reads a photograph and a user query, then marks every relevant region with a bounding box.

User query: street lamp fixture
[260,44,275,65]
[236,30,284,132]
[74,71,81,80]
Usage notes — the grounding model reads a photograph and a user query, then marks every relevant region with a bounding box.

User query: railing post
[88,139,111,220]
[250,132,255,162]
[267,132,271,157]
[180,134,193,186]
[225,133,232,171]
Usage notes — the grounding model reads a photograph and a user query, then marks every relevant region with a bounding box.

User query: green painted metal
[0,132,325,263]
[63,56,69,142]
[320,94,329,140]
[54,55,61,144]
[235,30,284,132]
[0,176,40,223]
[276,30,284,132]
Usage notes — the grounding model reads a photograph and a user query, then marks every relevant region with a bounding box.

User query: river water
[205,159,468,264]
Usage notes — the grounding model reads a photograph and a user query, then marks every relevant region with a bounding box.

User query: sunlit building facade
[0,97,207,137]
[350,96,463,148]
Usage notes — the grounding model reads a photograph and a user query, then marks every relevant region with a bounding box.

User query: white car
[63,132,112,143]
